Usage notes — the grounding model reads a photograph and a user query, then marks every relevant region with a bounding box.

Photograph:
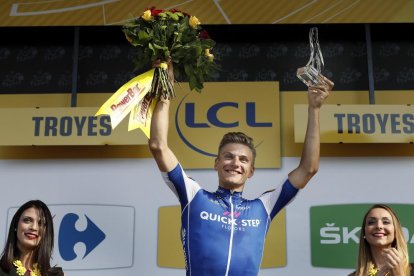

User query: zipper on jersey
[224,193,235,276]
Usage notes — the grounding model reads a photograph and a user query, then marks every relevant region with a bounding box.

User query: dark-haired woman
[0,200,64,276]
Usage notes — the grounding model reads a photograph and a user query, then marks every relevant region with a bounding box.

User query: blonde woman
[349,204,413,276]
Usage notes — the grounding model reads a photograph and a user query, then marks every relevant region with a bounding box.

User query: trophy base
[297,66,325,87]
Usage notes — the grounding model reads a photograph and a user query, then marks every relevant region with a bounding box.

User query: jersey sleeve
[161,163,201,209]
[258,178,299,220]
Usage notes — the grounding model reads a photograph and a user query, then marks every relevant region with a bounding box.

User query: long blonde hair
[354,204,410,276]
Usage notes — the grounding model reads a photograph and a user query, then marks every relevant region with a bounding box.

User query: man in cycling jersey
[149,63,334,275]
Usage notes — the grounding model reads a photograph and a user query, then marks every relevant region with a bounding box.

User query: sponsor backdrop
[1,0,414,26]
[170,82,281,168]
[0,82,280,168]
[294,104,414,143]
[1,90,414,275]
[1,157,414,275]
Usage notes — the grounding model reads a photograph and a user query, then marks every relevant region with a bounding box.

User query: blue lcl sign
[171,82,281,169]
[185,102,272,128]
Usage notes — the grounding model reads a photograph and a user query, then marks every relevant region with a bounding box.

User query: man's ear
[214,157,218,171]
[248,165,255,178]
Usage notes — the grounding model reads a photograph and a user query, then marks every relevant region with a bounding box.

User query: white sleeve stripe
[161,165,201,205]
[258,177,299,215]
[162,172,180,199]
[179,166,201,203]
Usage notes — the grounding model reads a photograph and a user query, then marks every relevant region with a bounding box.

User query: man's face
[214,143,255,191]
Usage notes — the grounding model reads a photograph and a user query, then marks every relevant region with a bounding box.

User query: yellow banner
[170,82,280,169]
[128,93,158,138]
[294,104,414,143]
[0,107,147,146]
[0,82,280,166]
[95,69,154,130]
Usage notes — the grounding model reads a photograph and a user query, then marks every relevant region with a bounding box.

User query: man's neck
[218,183,244,193]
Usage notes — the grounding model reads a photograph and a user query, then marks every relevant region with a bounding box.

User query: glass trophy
[297,27,325,87]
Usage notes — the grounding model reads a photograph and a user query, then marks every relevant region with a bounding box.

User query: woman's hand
[378,248,405,276]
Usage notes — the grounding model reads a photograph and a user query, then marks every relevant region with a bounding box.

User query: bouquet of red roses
[96,8,217,138]
[123,7,218,99]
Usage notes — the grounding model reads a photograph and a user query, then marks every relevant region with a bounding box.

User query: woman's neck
[19,250,35,269]
[371,246,391,270]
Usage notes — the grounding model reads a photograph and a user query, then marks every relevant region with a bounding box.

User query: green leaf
[152,43,168,50]
[166,11,179,21]
[123,8,219,94]
[200,39,216,48]
[138,30,150,41]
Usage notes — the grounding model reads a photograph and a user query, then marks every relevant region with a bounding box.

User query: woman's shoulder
[0,267,15,276]
[0,264,17,276]
[49,266,64,276]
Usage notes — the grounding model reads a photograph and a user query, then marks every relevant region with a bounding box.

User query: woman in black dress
[0,200,64,276]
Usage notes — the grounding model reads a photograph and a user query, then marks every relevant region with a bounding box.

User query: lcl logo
[183,101,272,128]
[175,95,273,157]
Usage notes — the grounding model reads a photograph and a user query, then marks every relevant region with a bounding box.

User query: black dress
[0,266,64,276]
[0,266,21,276]
[0,266,19,276]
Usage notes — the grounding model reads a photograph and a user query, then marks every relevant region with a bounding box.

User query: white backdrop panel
[1,157,413,275]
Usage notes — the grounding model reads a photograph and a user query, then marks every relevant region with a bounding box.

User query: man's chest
[185,193,268,233]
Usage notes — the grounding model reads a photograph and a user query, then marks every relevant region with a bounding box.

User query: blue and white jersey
[162,163,299,276]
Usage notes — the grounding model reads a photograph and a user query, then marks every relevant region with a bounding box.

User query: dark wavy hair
[0,200,56,275]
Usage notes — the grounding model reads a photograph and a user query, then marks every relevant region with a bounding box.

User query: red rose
[199,30,210,39]
[150,7,164,16]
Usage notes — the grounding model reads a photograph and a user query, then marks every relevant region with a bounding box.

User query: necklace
[368,263,378,276]
[13,260,41,276]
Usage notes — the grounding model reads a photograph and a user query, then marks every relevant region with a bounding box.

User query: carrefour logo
[7,204,135,270]
[310,204,414,269]
[59,213,106,261]
[171,82,281,169]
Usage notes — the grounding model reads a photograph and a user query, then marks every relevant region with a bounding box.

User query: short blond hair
[218,132,256,163]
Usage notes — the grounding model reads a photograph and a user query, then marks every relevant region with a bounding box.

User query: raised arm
[148,62,179,172]
[288,76,334,189]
